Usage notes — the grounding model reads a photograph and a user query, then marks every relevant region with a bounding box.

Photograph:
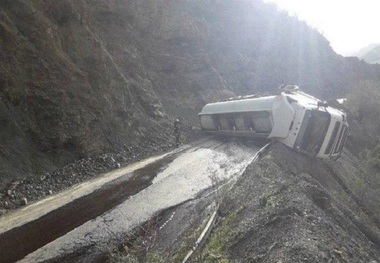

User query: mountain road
[0,138,263,263]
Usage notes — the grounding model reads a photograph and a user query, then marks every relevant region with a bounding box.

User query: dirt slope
[194,143,380,262]
[65,141,379,263]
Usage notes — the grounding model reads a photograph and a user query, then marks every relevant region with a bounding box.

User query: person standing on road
[174,118,181,148]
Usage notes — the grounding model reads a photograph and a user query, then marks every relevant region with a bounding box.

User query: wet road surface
[0,138,260,263]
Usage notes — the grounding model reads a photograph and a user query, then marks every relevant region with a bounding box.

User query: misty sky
[264,0,380,56]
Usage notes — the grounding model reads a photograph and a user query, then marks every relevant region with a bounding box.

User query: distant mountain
[361,45,380,64]
[352,43,380,64]
[351,43,379,57]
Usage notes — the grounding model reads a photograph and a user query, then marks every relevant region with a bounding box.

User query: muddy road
[0,138,262,263]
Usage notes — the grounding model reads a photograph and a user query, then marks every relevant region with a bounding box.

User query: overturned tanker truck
[199,85,348,159]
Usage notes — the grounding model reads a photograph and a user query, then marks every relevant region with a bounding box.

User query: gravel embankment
[0,125,203,216]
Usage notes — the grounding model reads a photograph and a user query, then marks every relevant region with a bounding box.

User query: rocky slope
[1,0,380,190]
[0,123,200,215]
[203,144,380,262]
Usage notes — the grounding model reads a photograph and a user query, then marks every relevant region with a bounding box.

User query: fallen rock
[20,198,28,206]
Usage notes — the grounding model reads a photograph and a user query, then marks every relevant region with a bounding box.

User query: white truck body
[199,88,348,159]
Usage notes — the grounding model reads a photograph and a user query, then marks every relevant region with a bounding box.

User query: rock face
[0,0,380,181]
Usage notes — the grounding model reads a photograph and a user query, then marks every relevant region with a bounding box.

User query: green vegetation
[260,191,285,208]
[0,66,21,105]
[171,218,211,263]
[346,81,380,134]
[145,252,165,263]
[345,81,380,201]
[364,145,380,169]
[262,151,274,161]
[201,210,239,263]
[27,155,44,176]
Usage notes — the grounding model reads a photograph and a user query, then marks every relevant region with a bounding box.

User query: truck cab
[199,87,348,159]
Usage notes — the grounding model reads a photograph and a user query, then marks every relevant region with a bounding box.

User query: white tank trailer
[199,85,348,159]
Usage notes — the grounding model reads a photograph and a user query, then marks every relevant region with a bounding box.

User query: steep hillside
[1,0,380,183]
[195,144,380,262]
[0,0,173,184]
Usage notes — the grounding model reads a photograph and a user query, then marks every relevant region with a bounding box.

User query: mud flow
[0,155,176,263]
[1,139,259,263]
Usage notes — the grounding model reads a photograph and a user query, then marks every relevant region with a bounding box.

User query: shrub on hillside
[365,144,380,169]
